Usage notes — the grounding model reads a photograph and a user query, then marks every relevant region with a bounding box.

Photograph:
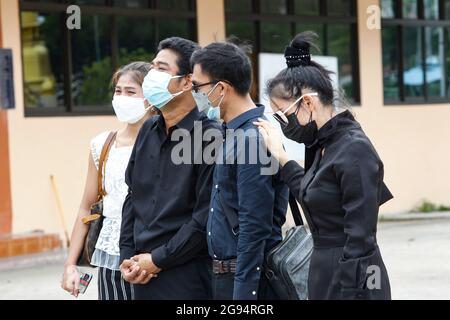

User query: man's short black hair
[190,42,253,96]
[158,37,200,75]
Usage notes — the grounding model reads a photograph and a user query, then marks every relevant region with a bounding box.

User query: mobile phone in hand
[78,272,93,294]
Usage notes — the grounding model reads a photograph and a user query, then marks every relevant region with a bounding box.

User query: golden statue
[21,12,57,108]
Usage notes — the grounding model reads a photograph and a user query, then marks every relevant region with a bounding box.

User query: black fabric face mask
[282,112,318,147]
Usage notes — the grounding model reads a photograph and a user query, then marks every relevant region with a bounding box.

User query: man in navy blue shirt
[190,42,289,300]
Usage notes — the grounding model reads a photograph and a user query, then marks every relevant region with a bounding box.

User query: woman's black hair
[266,31,334,107]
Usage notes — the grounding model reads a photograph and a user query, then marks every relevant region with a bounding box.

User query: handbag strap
[219,190,303,236]
[97,131,117,200]
[289,193,304,226]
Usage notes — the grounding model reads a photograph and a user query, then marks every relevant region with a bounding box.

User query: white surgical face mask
[112,95,149,124]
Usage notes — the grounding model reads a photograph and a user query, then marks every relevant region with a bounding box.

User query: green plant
[77,48,155,106]
[411,200,450,213]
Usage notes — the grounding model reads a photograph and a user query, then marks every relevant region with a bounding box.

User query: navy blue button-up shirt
[206,105,289,300]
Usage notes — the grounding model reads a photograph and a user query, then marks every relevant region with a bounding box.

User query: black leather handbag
[77,131,117,267]
[264,194,313,300]
[220,188,313,300]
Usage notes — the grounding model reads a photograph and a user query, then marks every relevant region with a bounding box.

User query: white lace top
[89,131,133,270]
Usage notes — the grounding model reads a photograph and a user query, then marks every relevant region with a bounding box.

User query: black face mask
[282,112,318,147]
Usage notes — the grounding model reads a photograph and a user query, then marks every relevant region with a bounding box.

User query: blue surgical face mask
[191,83,224,120]
[192,90,212,113]
[142,69,184,109]
[207,106,221,121]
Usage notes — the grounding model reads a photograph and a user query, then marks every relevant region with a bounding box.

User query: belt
[213,259,237,274]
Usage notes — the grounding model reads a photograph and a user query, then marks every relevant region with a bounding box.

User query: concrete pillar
[357,0,384,112]
[196,0,226,46]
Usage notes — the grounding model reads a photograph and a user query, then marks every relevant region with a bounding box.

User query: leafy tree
[77,48,155,106]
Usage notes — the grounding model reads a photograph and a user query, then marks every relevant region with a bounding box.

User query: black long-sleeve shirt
[119,107,221,270]
[280,110,393,300]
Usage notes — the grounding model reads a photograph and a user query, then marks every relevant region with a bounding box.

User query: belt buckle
[219,260,225,273]
[213,260,225,274]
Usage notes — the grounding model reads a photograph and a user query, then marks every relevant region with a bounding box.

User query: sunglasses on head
[272,93,319,126]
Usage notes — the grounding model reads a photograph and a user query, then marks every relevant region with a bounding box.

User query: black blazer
[281,110,393,300]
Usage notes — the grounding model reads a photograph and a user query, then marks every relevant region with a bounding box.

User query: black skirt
[308,245,391,300]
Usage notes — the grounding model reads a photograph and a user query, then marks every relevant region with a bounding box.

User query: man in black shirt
[119,37,220,299]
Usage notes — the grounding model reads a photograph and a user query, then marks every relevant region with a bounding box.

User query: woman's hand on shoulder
[254,118,290,166]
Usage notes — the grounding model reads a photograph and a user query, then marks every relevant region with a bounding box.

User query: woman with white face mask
[61,62,157,300]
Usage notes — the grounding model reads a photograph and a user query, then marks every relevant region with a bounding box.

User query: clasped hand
[120,253,161,285]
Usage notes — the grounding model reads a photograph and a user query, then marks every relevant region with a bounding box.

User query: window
[225,0,360,104]
[381,0,450,104]
[20,0,197,117]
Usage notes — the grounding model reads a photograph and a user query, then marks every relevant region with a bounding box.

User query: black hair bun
[284,31,319,68]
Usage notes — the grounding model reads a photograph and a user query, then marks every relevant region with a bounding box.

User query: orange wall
[0,112,12,234]
[0,2,13,234]
[196,0,225,45]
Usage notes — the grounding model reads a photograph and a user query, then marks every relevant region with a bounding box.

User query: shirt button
[252,291,256,295]
[208,232,211,236]
[257,267,260,271]
[211,208,214,212]
[214,254,217,258]
[215,185,219,189]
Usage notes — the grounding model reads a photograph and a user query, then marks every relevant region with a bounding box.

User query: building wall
[0,1,13,234]
[354,0,450,214]
[0,0,227,238]
[196,0,225,44]
[1,0,122,238]
[0,0,449,239]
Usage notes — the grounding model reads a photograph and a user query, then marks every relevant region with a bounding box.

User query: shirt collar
[152,107,202,133]
[314,110,361,148]
[225,104,265,130]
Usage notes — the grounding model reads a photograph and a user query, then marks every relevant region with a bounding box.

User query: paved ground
[376,219,450,300]
[0,218,449,300]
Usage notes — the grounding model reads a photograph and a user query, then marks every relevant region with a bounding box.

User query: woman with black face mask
[255,32,393,300]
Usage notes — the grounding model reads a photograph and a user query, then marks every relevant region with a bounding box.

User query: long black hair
[266,31,335,107]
